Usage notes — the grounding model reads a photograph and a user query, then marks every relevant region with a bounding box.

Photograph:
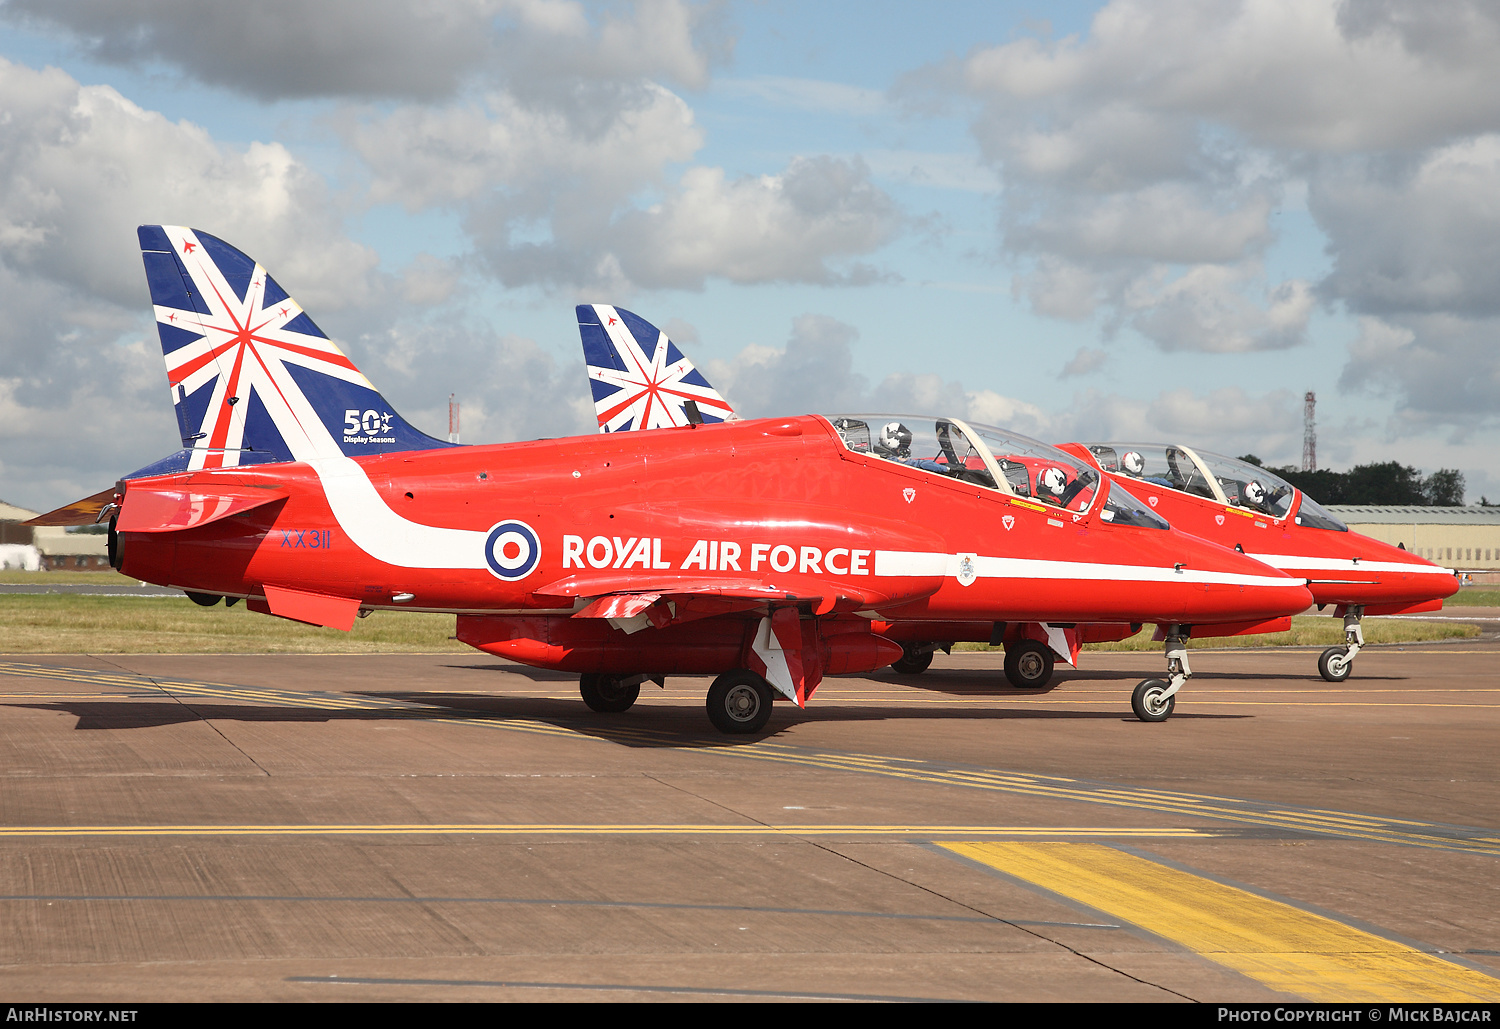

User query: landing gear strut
[1318,606,1363,683]
[1132,625,1189,722]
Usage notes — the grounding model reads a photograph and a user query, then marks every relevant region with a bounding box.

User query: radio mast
[1302,391,1316,472]
[448,393,460,445]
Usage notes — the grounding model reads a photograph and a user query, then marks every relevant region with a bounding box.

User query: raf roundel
[484,520,541,580]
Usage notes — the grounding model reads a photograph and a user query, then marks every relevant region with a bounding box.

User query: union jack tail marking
[576,305,735,433]
[139,225,451,469]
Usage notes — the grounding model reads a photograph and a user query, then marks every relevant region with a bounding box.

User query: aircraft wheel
[1131,679,1175,722]
[1317,647,1353,683]
[707,670,774,734]
[890,646,933,675]
[1004,640,1054,689]
[186,592,223,607]
[579,673,641,713]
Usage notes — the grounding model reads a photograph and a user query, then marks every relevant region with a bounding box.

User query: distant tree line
[1236,457,1467,506]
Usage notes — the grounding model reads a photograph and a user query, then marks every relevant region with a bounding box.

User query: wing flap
[535,572,888,613]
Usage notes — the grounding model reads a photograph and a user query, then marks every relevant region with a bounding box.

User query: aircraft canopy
[825,415,1165,529]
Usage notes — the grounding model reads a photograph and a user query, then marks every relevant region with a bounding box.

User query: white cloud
[1314,135,1500,318]
[965,0,1500,155]
[1060,347,1107,377]
[944,0,1500,376]
[1050,385,1304,466]
[1126,267,1312,353]
[4,0,723,101]
[701,314,1052,438]
[715,76,887,117]
[607,157,899,289]
[5,0,501,101]
[349,83,703,212]
[0,58,377,312]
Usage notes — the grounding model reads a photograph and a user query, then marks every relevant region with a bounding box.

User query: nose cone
[1177,533,1314,623]
[1357,535,1461,602]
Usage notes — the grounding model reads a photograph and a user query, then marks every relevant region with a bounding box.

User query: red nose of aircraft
[1169,530,1314,624]
[1325,533,1460,607]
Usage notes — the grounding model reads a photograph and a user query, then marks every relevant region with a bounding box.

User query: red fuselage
[116,416,1313,675]
[1059,445,1458,615]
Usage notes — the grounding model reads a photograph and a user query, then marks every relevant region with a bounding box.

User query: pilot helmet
[878,421,913,457]
[1121,451,1145,476]
[1039,466,1068,496]
[1244,479,1266,506]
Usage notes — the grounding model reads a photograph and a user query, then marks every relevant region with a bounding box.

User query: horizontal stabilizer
[116,484,288,533]
[24,488,118,527]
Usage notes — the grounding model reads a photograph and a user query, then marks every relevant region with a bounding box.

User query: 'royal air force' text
[561,536,874,576]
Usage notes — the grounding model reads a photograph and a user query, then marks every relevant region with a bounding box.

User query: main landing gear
[1318,605,1364,683]
[890,643,935,675]
[1132,625,1190,723]
[706,669,775,734]
[578,673,643,713]
[1004,639,1054,689]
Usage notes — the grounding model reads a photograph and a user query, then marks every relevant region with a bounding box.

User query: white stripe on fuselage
[311,457,488,569]
[1244,553,1454,577]
[303,459,1315,586]
[875,551,1306,589]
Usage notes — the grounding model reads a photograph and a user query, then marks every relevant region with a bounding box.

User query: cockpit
[826,415,1167,529]
[1080,442,1348,531]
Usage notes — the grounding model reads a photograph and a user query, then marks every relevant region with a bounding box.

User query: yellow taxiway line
[943,841,1500,1002]
[0,823,1219,839]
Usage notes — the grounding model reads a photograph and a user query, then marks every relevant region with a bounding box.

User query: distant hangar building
[0,498,110,570]
[1326,505,1500,574]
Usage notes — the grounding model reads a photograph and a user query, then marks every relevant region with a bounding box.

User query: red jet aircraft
[574,305,1314,695]
[1061,443,1459,681]
[33,228,1314,731]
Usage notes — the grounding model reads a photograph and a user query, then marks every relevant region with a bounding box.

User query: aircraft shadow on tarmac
[872,668,1409,691]
[5,687,1246,750]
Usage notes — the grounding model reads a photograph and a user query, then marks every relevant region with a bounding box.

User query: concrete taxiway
[0,639,1498,1002]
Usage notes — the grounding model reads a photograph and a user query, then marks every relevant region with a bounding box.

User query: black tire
[579,673,641,713]
[186,592,223,607]
[706,670,774,734]
[1131,679,1175,722]
[1318,647,1353,683]
[891,645,934,675]
[1004,639,1054,689]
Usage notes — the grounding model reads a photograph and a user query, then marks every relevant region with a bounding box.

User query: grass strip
[0,595,468,654]
[953,614,1480,653]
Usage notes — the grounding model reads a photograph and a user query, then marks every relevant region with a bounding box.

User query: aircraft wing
[535,572,896,625]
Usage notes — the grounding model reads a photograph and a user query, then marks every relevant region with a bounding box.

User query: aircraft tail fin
[576,304,735,433]
[138,225,454,470]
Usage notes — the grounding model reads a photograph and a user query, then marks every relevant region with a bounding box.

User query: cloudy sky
[1,0,1498,511]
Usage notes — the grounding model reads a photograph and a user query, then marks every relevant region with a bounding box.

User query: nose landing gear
[1318,606,1363,683]
[1132,626,1190,722]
